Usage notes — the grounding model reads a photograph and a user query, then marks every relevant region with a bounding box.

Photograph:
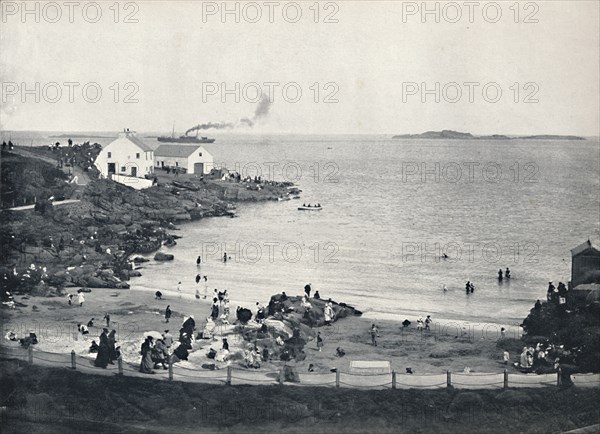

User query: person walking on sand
[425,315,432,331]
[67,293,73,305]
[317,332,323,352]
[165,305,172,323]
[505,267,511,279]
[503,350,510,366]
[78,292,85,307]
[370,324,379,346]
[196,255,201,265]
[104,313,110,328]
[203,276,208,299]
[177,281,182,298]
[195,287,201,301]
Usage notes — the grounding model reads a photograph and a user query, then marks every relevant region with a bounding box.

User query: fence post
[279,366,285,385]
[28,346,33,365]
[335,370,340,388]
[226,366,232,385]
[504,369,508,388]
[392,370,397,389]
[168,357,173,381]
[557,368,562,387]
[71,350,76,369]
[447,370,451,387]
[117,356,123,375]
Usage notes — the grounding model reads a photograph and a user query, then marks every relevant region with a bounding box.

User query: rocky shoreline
[0,148,300,295]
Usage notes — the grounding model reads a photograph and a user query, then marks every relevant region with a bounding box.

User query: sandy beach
[1,284,520,377]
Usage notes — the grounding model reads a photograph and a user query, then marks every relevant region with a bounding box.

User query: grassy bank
[1,359,599,434]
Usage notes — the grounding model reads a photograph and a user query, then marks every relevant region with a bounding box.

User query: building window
[136,153,140,159]
[176,162,179,166]
[199,152,202,156]
[107,152,111,158]
[121,166,126,172]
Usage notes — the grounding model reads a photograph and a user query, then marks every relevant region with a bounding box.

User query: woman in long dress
[108,330,117,363]
[94,329,110,368]
[139,336,155,373]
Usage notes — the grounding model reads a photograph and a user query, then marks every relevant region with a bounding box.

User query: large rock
[154,252,174,261]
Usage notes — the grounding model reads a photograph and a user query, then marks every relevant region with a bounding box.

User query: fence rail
[1,345,599,390]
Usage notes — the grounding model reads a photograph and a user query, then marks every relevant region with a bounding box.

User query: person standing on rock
[165,305,172,323]
[324,302,334,326]
[304,283,312,298]
[77,291,85,307]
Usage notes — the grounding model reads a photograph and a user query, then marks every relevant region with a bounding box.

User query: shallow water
[128,134,599,326]
[6,132,599,325]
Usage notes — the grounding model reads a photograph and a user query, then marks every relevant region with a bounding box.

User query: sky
[1,0,599,135]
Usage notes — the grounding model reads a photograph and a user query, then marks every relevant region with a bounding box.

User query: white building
[154,144,214,175]
[94,130,155,189]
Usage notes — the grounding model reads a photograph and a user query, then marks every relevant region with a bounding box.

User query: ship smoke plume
[240,94,272,127]
[185,122,234,135]
[186,94,272,133]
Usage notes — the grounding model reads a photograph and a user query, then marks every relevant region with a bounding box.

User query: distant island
[49,134,117,139]
[392,130,585,141]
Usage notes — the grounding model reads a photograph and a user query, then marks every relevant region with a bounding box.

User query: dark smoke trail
[186,94,273,133]
[185,122,234,135]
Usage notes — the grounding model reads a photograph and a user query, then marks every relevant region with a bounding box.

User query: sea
[3,130,599,327]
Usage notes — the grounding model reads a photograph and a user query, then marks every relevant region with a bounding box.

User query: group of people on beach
[92,328,119,368]
[547,281,569,303]
[515,341,561,371]
[5,330,38,348]
[66,290,86,307]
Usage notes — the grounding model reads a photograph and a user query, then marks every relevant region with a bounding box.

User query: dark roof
[154,145,206,158]
[571,240,600,257]
[125,134,153,152]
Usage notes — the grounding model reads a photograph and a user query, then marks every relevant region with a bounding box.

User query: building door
[193,163,204,174]
[131,166,137,177]
[108,163,116,175]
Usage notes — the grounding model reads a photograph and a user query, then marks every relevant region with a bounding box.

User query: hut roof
[571,240,600,257]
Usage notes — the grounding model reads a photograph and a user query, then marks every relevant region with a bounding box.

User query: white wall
[95,135,154,178]
[154,147,214,174]
[187,147,214,174]
[110,174,154,190]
